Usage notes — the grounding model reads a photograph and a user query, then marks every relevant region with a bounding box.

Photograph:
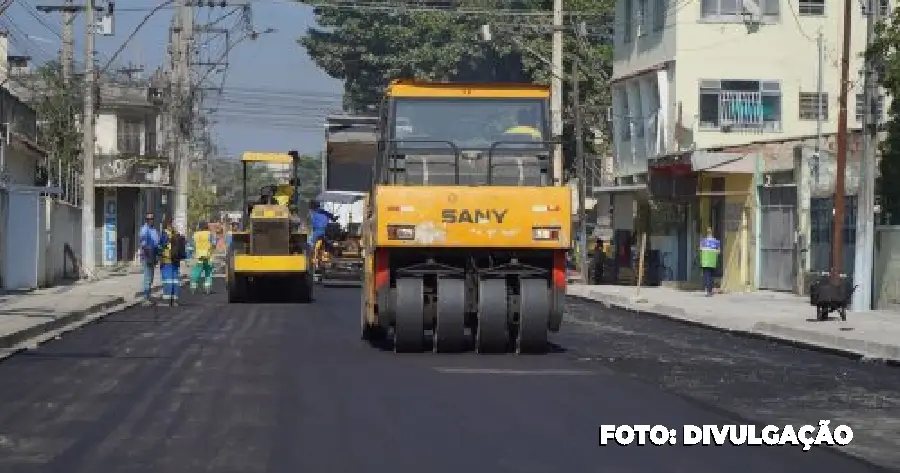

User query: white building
[600,0,888,293]
[92,79,169,266]
[0,32,79,289]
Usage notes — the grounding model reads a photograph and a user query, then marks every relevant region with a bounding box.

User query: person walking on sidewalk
[699,227,721,297]
[158,216,184,306]
[139,213,160,306]
[190,221,216,294]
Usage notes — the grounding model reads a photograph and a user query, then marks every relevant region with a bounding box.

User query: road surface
[0,285,895,473]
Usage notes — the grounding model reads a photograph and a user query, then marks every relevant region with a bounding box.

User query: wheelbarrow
[809,274,857,322]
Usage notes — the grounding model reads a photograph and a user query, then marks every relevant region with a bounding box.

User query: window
[391,98,548,150]
[654,0,667,30]
[624,0,634,41]
[117,117,142,155]
[637,0,648,35]
[799,92,828,120]
[798,0,825,15]
[861,0,890,16]
[698,79,782,132]
[619,89,631,141]
[855,94,885,122]
[701,0,779,21]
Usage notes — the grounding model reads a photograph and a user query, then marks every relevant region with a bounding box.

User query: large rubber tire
[516,278,550,354]
[476,278,509,353]
[294,273,314,303]
[393,278,425,353]
[228,275,248,303]
[433,278,466,353]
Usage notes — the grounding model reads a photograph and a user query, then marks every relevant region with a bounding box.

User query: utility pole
[831,0,853,283]
[852,0,880,311]
[551,0,563,185]
[815,31,823,153]
[36,0,77,82]
[173,0,194,234]
[81,0,97,276]
[573,55,587,282]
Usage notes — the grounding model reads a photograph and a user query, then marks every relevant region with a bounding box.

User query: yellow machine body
[225,153,314,303]
[360,80,571,354]
[372,185,571,249]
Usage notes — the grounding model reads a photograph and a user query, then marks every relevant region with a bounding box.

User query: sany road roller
[360,79,571,354]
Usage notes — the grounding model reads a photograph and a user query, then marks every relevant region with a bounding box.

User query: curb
[0,297,126,349]
[568,290,900,365]
[0,279,189,361]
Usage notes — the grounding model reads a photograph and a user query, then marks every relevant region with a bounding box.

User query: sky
[1,0,343,158]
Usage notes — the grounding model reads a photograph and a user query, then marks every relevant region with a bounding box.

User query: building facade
[92,79,170,266]
[602,0,886,293]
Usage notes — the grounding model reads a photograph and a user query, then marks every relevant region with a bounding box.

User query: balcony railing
[718,91,782,133]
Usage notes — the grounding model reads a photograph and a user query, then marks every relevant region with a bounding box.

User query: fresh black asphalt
[0,284,896,473]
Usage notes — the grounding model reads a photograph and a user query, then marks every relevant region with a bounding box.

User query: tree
[869,12,900,223]
[298,0,613,164]
[187,171,217,227]
[204,154,322,214]
[299,1,611,111]
[30,61,83,171]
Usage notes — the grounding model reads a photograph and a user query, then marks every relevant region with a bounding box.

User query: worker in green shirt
[699,227,721,296]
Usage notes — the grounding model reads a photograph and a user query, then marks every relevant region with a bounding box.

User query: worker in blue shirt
[308,200,338,254]
[138,212,160,306]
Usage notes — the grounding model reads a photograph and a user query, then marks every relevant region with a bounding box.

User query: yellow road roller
[226,151,314,303]
[360,80,571,354]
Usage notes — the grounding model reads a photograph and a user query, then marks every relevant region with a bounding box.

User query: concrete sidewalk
[0,266,188,359]
[568,284,900,363]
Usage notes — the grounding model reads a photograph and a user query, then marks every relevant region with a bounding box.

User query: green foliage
[206,154,322,212]
[293,152,323,204]
[187,171,217,226]
[869,12,900,223]
[31,61,83,170]
[297,0,613,155]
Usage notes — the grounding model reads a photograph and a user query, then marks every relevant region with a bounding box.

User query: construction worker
[503,108,543,141]
[308,200,338,255]
[190,221,216,294]
[138,212,160,306]
[273,178,296,207]
[158,215,184,306]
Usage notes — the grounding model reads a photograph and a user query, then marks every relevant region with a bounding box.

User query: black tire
[393,277,425,353]
[294,273,314,303]
[476,278,509,353]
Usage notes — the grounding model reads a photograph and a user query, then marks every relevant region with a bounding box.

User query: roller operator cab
[226,152,314,303]
[360,80,571,354]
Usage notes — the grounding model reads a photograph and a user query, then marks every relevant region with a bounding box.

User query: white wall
[613,0,676,78]
[0,33,8,86]
[95,113,118,154]
[40,198,82,285]
[673,0,877,150]
[612,0,886,170]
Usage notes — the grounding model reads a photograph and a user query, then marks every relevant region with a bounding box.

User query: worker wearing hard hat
[190,221,216,295]
[273,178,296,207]
[503,108,543,141]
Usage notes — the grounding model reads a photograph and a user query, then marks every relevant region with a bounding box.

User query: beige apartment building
[600,0,888,294]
